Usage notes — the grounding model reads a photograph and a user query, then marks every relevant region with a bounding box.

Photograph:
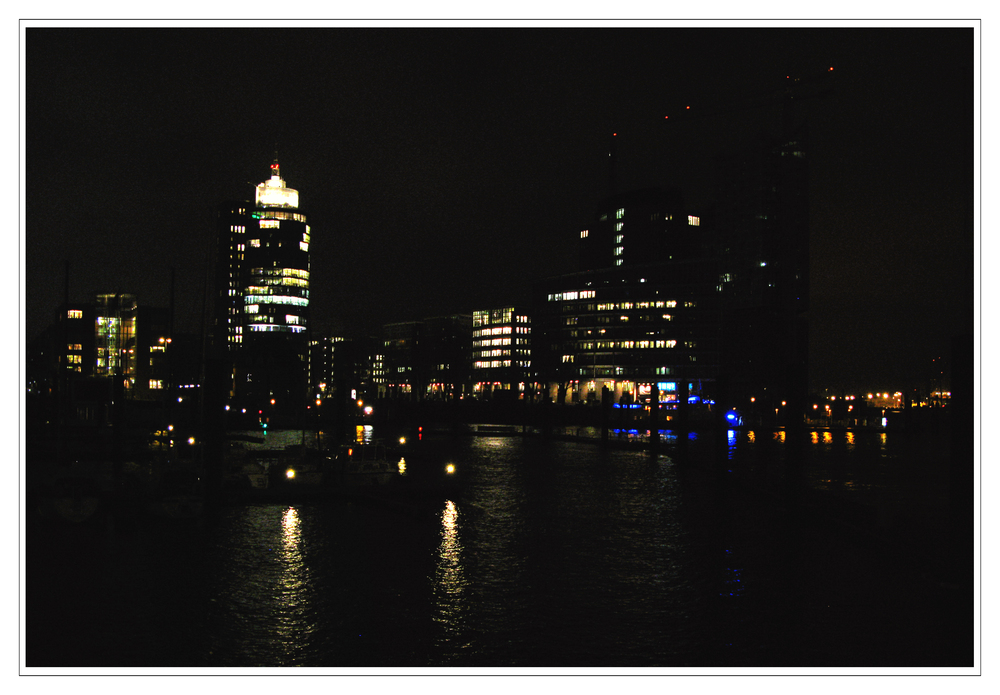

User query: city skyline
[24,23,976,394]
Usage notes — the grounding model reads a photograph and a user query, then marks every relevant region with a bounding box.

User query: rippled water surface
[27,431,970,668]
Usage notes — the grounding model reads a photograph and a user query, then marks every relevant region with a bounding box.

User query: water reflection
[433,500,467,640]
[275,506,315,661]
[355,424,375,443]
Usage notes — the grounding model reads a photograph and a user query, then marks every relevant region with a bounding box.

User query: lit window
[580,230,589,238]
[616,208,625,219]
[149,379,163,390]
[300,241,309,252]
[250,239,261,247]
[67,343,82,351]
[67,354,82,364]
[67,310,83,319]
[687,215,700,226]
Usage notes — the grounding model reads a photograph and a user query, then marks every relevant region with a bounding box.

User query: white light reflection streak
[276,506,314,662]
[433,499,467,637]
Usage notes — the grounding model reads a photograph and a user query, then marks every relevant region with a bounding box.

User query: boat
[335,441,400,487]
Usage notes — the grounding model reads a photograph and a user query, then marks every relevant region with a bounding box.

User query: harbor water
[25,428,972,669]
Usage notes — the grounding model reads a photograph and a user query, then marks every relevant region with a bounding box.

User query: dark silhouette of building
[381,315,472,401]
[579,187,702,271]
[710,128,810,421]
[308,335,375,406]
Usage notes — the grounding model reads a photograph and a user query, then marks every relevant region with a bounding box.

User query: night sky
[24,23,976,394]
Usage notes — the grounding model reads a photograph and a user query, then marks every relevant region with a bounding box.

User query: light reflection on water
[34,427,947,667]
[206,504,320,666]
[276,507,314,661]
[433,500,467,644]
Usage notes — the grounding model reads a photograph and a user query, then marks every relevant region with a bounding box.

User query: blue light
[688,395,701,404]
[725,410,741,425]
[658,382,677,392]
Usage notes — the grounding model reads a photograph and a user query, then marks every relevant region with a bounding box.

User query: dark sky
[24,24,976,394]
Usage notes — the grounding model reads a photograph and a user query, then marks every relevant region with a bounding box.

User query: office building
[213,159,312,411]
[534,260,719,412]
[471,306,533,396]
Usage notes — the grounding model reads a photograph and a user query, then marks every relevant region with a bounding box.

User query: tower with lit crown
[213,158,312,414]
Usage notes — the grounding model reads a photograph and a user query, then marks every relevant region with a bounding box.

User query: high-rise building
[711,130,810,417]
[214,203,251,353]
[579,187,703,271]
[471,306,533,396]
[213,159,312,411]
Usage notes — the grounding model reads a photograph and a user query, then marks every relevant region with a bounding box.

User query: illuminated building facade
[244,160,310,339]
[58,303,96,378]
[213,159,311,411]
[534,260,720,412]
[94,293,137,391]
[471,306,533,396]
[214,203,250,351]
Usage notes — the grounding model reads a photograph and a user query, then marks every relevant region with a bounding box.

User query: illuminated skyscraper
[244,160,311,339]
[213,159,312,411]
